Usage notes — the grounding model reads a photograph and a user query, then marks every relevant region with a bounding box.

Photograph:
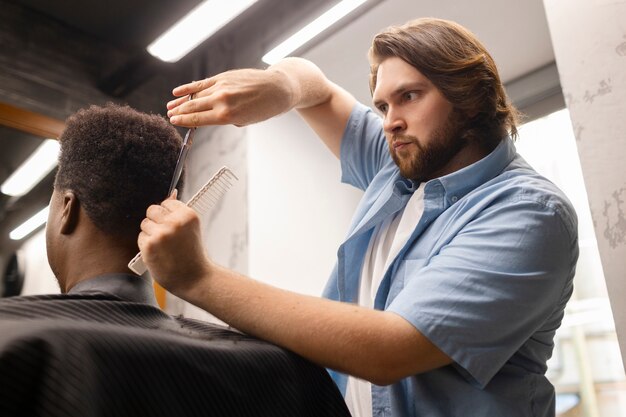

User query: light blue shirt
[323,103,579,417]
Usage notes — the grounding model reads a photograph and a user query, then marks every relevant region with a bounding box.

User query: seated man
[0,104,350,417]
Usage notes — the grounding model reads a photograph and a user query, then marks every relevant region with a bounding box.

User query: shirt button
[451,196,458,202]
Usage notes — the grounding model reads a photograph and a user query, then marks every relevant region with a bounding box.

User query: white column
[542,0,626,365]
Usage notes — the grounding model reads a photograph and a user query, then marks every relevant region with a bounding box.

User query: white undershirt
[344,183,426,417]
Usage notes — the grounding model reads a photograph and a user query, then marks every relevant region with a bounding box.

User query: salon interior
[1,0,625,416]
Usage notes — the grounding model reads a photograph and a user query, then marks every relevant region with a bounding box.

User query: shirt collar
[426,136,516,201]
[68,273,158,307]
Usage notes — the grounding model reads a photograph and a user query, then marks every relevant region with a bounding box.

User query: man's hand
[138,195,212,294]
[165,57,353,157]
[166,67,296,128]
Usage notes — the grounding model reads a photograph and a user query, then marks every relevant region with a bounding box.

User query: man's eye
[377,104,388,114]
[404,91,419,101]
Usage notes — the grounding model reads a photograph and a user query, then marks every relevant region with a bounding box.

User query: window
[516,109,626,417]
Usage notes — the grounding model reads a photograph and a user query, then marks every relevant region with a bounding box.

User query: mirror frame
[0,102,64,139]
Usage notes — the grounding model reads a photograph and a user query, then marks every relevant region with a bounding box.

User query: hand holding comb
[128,166,238,275]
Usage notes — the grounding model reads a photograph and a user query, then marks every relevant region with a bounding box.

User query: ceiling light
[1,139,60,197]
[10,206,49,241]
[262,0,368,65]
[147,0,258,63]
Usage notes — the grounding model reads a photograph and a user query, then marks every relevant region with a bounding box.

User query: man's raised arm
[166,57,356,158]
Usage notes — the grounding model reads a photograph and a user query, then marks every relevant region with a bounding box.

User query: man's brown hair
[369,18,520,151]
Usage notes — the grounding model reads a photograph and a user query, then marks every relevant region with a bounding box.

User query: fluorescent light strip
[1,139,60,197]
[262,0,368,65]
[10,206,49,241]
[148,0,258,63]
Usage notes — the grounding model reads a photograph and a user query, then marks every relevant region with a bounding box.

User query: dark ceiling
[1,0,355,260]
[16,0,205,49]
[16,0,205,50]
[9,0,347,98]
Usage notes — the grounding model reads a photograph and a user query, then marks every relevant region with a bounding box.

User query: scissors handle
[167,93,196,197]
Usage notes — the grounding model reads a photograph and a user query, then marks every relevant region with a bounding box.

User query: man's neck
[61,238,138,293]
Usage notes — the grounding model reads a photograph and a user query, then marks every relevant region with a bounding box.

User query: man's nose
[383,108,406,134]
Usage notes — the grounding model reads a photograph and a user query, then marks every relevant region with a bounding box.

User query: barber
[139,18,578,417]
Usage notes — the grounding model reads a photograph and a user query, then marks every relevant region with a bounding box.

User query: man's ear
[60,191,80,235]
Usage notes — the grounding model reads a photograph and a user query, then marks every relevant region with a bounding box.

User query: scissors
[167,94,196,197]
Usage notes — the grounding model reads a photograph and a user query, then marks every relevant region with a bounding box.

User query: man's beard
[389,112,466,182]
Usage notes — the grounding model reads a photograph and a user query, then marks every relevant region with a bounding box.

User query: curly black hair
[55,103,183,239]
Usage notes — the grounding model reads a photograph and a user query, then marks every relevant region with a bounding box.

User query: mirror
[0,102,64,295]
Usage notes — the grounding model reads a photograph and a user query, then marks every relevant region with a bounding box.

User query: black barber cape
[0,274,351,417]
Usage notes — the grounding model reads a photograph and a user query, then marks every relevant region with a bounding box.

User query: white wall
[247,112,362,296]
[543,0,626,366]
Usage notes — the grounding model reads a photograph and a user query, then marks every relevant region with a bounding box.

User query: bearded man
[142,18,579,417]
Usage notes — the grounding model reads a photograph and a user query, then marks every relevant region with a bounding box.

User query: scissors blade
[167,127,196,196]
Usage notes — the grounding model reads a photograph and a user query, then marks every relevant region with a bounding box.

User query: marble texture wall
[543,0,626,364]
[164,125,248,323]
